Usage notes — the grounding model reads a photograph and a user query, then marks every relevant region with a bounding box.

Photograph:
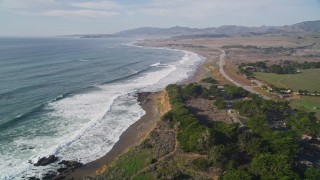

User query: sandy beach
[65,92,162,179]
[64,47,208,179]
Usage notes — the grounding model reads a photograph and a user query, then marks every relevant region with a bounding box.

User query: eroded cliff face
[158,90,172,117]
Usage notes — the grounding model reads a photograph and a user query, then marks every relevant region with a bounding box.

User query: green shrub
[201,77,218,84]
[192,157,210,170]
[161,111,173,122]
[249,153,298,179]
[166,84,212,153]
[224,84,249,99]
[214,97,226,110]
[304,167,320,180]
[222,169,253,180]
[183,83,204,98]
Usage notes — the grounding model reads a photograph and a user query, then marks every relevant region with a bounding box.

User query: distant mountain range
[80,20,320,38]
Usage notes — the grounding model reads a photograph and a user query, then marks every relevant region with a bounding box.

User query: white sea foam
[0,43,203,179]
[150,62,161,67]
[79,59,91,62]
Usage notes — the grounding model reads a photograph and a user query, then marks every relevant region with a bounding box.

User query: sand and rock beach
[63,44,227,179]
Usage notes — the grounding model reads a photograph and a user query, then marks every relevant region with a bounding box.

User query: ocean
[0,37,202,179]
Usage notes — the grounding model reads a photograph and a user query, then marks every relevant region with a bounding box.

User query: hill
[113,20,320,38]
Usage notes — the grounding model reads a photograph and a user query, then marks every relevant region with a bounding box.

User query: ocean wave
[0,41,203,179]
[100,66,152,85]
[0,93,67,130]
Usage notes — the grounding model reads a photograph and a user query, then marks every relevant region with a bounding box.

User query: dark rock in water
[57,167,68,173]
[42,171,57,180]
[28,177,40,180]
[39,160,83,179]
[54,160,84,177]
[58,160,83,170]
[137,92,151,103]
[34,155,58,166]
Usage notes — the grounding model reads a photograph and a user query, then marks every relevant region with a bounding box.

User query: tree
[208,145,228,167]
[201,77,218,84]
[214,97,227,110]
[222,169,253,180]
[286,110,320,136]
[246,138,269,155]
[183,83,204,98]
[224,85,249,99]
[237,133,250,152]
[270,137,299,160]
[245,116,269,135]
[249,153,298,179]
[304,167,320,180]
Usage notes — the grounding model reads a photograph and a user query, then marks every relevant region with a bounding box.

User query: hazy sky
[0,0,319,36]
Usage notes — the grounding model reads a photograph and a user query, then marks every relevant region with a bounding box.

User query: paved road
[218,49,270,100]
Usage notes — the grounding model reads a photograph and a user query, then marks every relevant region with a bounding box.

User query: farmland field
[291,96,320,118]
[254,69,320,92]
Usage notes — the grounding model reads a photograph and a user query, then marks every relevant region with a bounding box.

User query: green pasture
[291,96,320,118]
[254,69,320,92]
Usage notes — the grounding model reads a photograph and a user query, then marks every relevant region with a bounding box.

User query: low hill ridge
[114,20,320,38]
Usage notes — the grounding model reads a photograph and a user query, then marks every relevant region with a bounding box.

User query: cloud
[140,8,170,16]
[137,0,221,20]
[69,1,120,10]
[136,0,294,20]
[41,9,119,18]
[0,0,121,18]
[1,0,319,22]
[0,0,55,9]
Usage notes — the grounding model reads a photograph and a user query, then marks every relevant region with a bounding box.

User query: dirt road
[219,49,270,100]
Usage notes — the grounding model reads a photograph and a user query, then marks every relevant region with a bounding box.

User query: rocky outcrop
[34,155,58,166]
[30,159,83,180]
[42,171,57,180]
[52,160,84,179]
[58,160,83,170]
[137,92,152,104]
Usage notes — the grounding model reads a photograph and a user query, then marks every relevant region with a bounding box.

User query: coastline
[65,46,206,179]
[66,92,162,179]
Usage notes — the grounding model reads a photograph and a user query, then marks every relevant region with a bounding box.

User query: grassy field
[291,96,320,118]
[100,147,154,179]
[255,69,320,92]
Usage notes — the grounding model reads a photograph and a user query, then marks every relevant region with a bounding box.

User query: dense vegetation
[163,81,320,180]
[222,45,296,55]
[101,78,320,179]
[164,84,210,152]
[239,60,320,76]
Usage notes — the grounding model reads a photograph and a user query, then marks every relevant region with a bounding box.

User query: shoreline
[65,46,206,179]
[66,92,162,179]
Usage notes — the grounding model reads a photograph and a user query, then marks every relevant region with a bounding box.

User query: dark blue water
[0,37,200,179]
[0,38,182,128]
